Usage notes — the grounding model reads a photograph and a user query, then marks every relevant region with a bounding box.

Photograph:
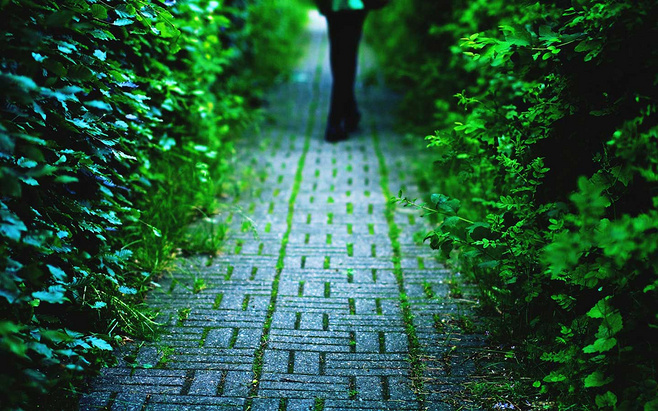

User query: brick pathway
[80,13,486,411]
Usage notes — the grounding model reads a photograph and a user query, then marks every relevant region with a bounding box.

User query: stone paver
[80,13,486,411]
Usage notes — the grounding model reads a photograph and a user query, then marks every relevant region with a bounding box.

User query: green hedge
[0,0,306,409]
[370,0,658,408]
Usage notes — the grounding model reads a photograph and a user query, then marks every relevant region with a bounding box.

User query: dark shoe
[345,110,361,132]
[325,122,348,143]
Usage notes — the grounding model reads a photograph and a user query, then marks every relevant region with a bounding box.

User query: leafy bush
[371,0,658,408]
[0,0,306,409]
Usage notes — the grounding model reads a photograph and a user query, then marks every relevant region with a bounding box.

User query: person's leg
[326,12,348,128]
[325,11,367,140]
[340,11,366,130]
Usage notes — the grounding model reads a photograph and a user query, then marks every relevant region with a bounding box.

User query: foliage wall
[0,0,306,409]
[369,0,658,408]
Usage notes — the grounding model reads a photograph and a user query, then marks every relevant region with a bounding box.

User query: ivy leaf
[543,371,567,383]
[584,370,613,388]
[597,312,623,338]
[595,392,618,407]
[29,342,54,359]
[90,301,107,309]
[47,265,68,283]
[0,210,27,242]
[118,286,138,295]
[500,24,532,46]
[87,336,112,351]
[39,329,70,344]
[0,276,21,304]
[586,298,610,319]
[93,50,107,61]
[57,42,77,54]
[32,285,69,304]
[32,52,46,62]
[583,337,617,353]
[538,25,559,44]
[85,100,112,111]
[113,18,134,26]
[17,157,38,168]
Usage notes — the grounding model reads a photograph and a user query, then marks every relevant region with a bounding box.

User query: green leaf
[0,274,21,303]
[543,371,567,383]
[0,73,38,104]
[90,301,107,309]
[587,298,610,319]
[32,52,46,62]
[155,22,180,38]
[571,176,611,216]
[29,342,54,358]
[597,312,623,338]
[54,175,79,184]
[583,337,617,353]
[0,321,22,336]
[47,265,68,283]
[538,25,559,43]
[431,193,461,215]
[32,285,69,304]
[87,336,113,351]
[19,176,38,187]
[467,222,490,241]
[57,41,77,54]
[477,260,500,269]
[118,286,138,295]
[0,212,27,242]
[442,216,461,228]
[40,329,71,344]
[584,370,613,388]
[643,398,658,411]
[113,18,134,26]
[17,157,38,168]
[2,335,28,358]
[115,4,136,18]
[500,24,532,46]
[85,100,112,111]
[93,49,107,61]
[595,391,618,407]
[44,59,68,77]
[90,29,117,41]
[90,4,108,19]
[45,10,76,27]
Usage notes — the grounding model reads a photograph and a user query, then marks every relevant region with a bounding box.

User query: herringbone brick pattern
[80,13,485,411]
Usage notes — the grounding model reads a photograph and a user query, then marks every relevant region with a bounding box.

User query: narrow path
[80,14,485,411]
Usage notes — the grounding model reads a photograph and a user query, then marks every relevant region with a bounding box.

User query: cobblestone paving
[80,14,486,411]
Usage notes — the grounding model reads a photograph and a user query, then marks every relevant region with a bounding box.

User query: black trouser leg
[326,10,367,126]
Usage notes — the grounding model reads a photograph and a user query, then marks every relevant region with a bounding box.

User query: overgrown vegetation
[370,0,658,409]
[0,0,306,408]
